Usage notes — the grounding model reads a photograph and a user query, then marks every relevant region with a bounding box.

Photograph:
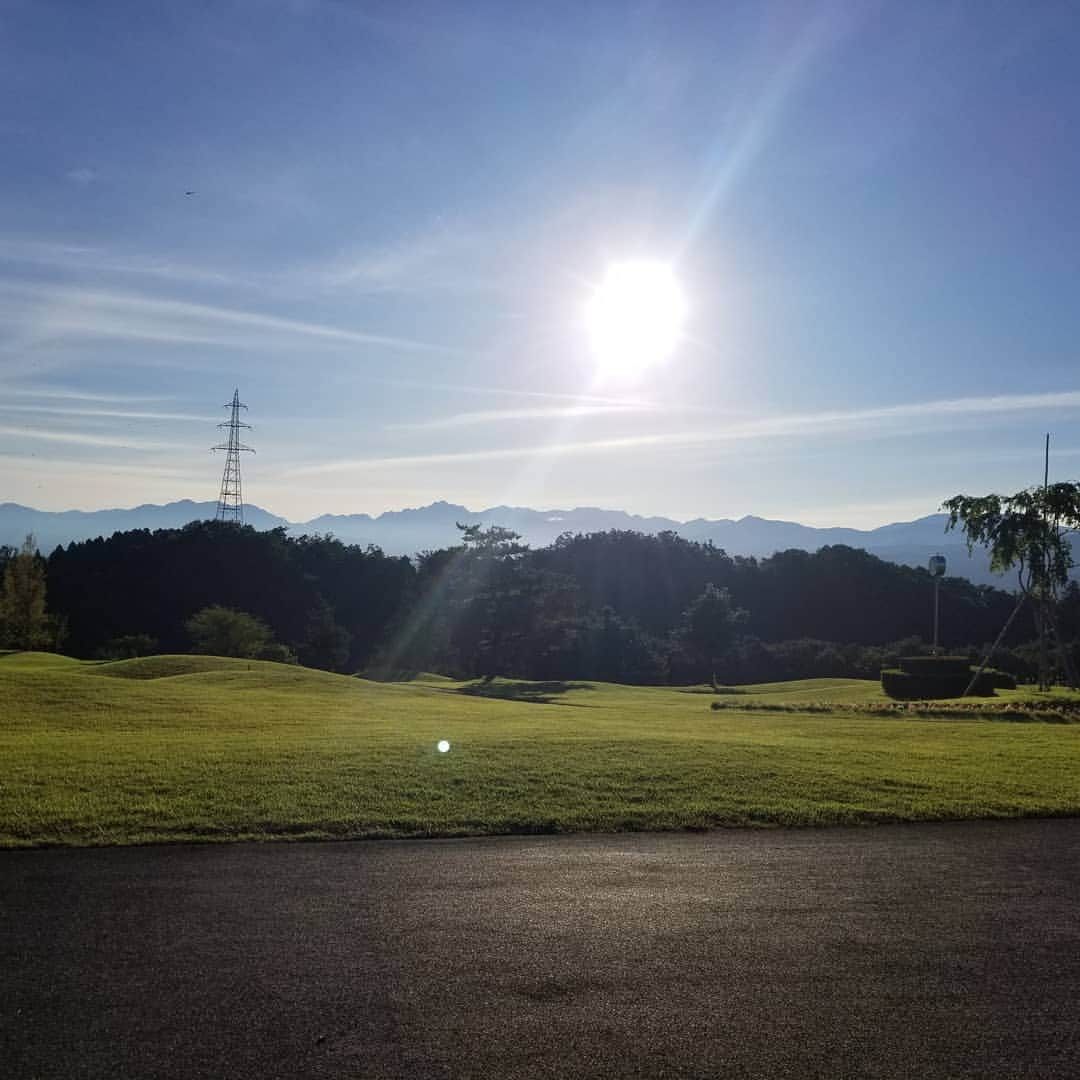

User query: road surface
[2,820,1079,1078]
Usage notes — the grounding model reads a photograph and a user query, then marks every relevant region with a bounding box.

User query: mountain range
[0,498,1013,588]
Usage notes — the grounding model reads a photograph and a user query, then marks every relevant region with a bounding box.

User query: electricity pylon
[212,388,254,523]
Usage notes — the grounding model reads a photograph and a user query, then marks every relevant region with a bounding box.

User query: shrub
[896,655,971,677]
[186,605,272,658]
[255,642,298,664]
[881,664,998,699]
[981,667,1017,690]
[97,633,157,660]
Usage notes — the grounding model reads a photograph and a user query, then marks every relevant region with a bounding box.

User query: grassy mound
[733,678,890,703]
[0,651,86,671]
[87,654,256,679]
[2,657,1079,847]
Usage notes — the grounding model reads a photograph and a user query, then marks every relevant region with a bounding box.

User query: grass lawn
[2,652,1079,848]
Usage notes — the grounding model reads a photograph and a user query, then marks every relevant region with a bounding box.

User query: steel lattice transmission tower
[212,388,255,523]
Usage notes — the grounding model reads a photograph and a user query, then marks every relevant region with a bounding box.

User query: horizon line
[0,494,950,534]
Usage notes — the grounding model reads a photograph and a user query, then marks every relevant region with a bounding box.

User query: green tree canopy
[678,583,748,685]
[186,605,272,658]
[447,523,574,679]
[97,633,158,660]
[0,535,52,650]
[944,483,1080,690]
[943,483,1080,598]
[298,595,351,671]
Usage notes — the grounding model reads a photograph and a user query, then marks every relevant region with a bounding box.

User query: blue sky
[2,0,1079,526]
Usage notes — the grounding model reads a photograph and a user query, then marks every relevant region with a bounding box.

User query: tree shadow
[453,679,596,705]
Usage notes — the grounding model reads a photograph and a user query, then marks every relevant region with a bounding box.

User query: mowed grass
[2,652,1079,848]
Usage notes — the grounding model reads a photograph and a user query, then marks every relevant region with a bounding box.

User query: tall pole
[928,554,946,654]
[1037,433,1051,689]
[212,389,255,523]
[933,577,940,654]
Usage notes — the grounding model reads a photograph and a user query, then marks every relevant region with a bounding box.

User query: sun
[585,260,687,378]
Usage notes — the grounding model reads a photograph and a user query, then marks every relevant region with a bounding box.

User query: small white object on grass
[437,740,451,753]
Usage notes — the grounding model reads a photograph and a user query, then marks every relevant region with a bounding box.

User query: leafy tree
[446,523,575,679]
[535,529,738,637]
[0,535,52,650]
[366,546,460,677]
[288,533,414,669]
[448,524,534,678]
[254,642,298,664]
[97,633,158,659]
[944,483,1080,689]
[535,532,1016,650]
[45,521,415,664]
[186,605,272,658]
[36,514,1039,684]
[298,595,352,671]
[676,583,748,687]
[943,485,1080,595]
[554,606,665,684]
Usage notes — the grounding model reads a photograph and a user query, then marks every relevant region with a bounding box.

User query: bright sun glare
[585,260,687,378]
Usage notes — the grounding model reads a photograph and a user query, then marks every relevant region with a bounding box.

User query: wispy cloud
[316,223,489,293]
[0,385,175,403]
[783,389,1080,427]
[0,280,463,354]
[0,423,177,450]
[389,403,652,431]
[1,223,507,300]
[0,453,201,481]
[0,404,218,422]
[360,375,654,408]
[0,238,246,290]
[290,389,1080,477]
[283,441,622,477]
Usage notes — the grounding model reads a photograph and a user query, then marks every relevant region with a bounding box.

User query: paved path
[2,820,1079,1079]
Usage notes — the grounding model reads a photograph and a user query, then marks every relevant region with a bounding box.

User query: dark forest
[5,521,1078,685]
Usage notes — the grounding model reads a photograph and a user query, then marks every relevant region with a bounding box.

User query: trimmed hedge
[881,655,1017,699]
[896,655,970,677]
[982,667,1018,691]
[882,668,987,699]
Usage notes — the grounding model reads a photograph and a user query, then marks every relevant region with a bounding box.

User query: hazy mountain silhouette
[0,500,289,555]
[0,498,1011,587]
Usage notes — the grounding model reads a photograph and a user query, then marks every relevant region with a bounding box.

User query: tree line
[2,518,1077,684]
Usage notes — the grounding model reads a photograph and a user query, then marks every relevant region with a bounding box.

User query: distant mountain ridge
[0,497,1010,587]
[0,500,289,551]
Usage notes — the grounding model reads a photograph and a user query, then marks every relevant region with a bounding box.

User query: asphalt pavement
[2,819,1079,1079]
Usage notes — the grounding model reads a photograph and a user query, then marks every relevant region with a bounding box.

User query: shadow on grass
[454,679,596,706]
[360,668,459,683]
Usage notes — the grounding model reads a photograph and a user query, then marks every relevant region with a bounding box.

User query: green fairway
[2,652,1079,848]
